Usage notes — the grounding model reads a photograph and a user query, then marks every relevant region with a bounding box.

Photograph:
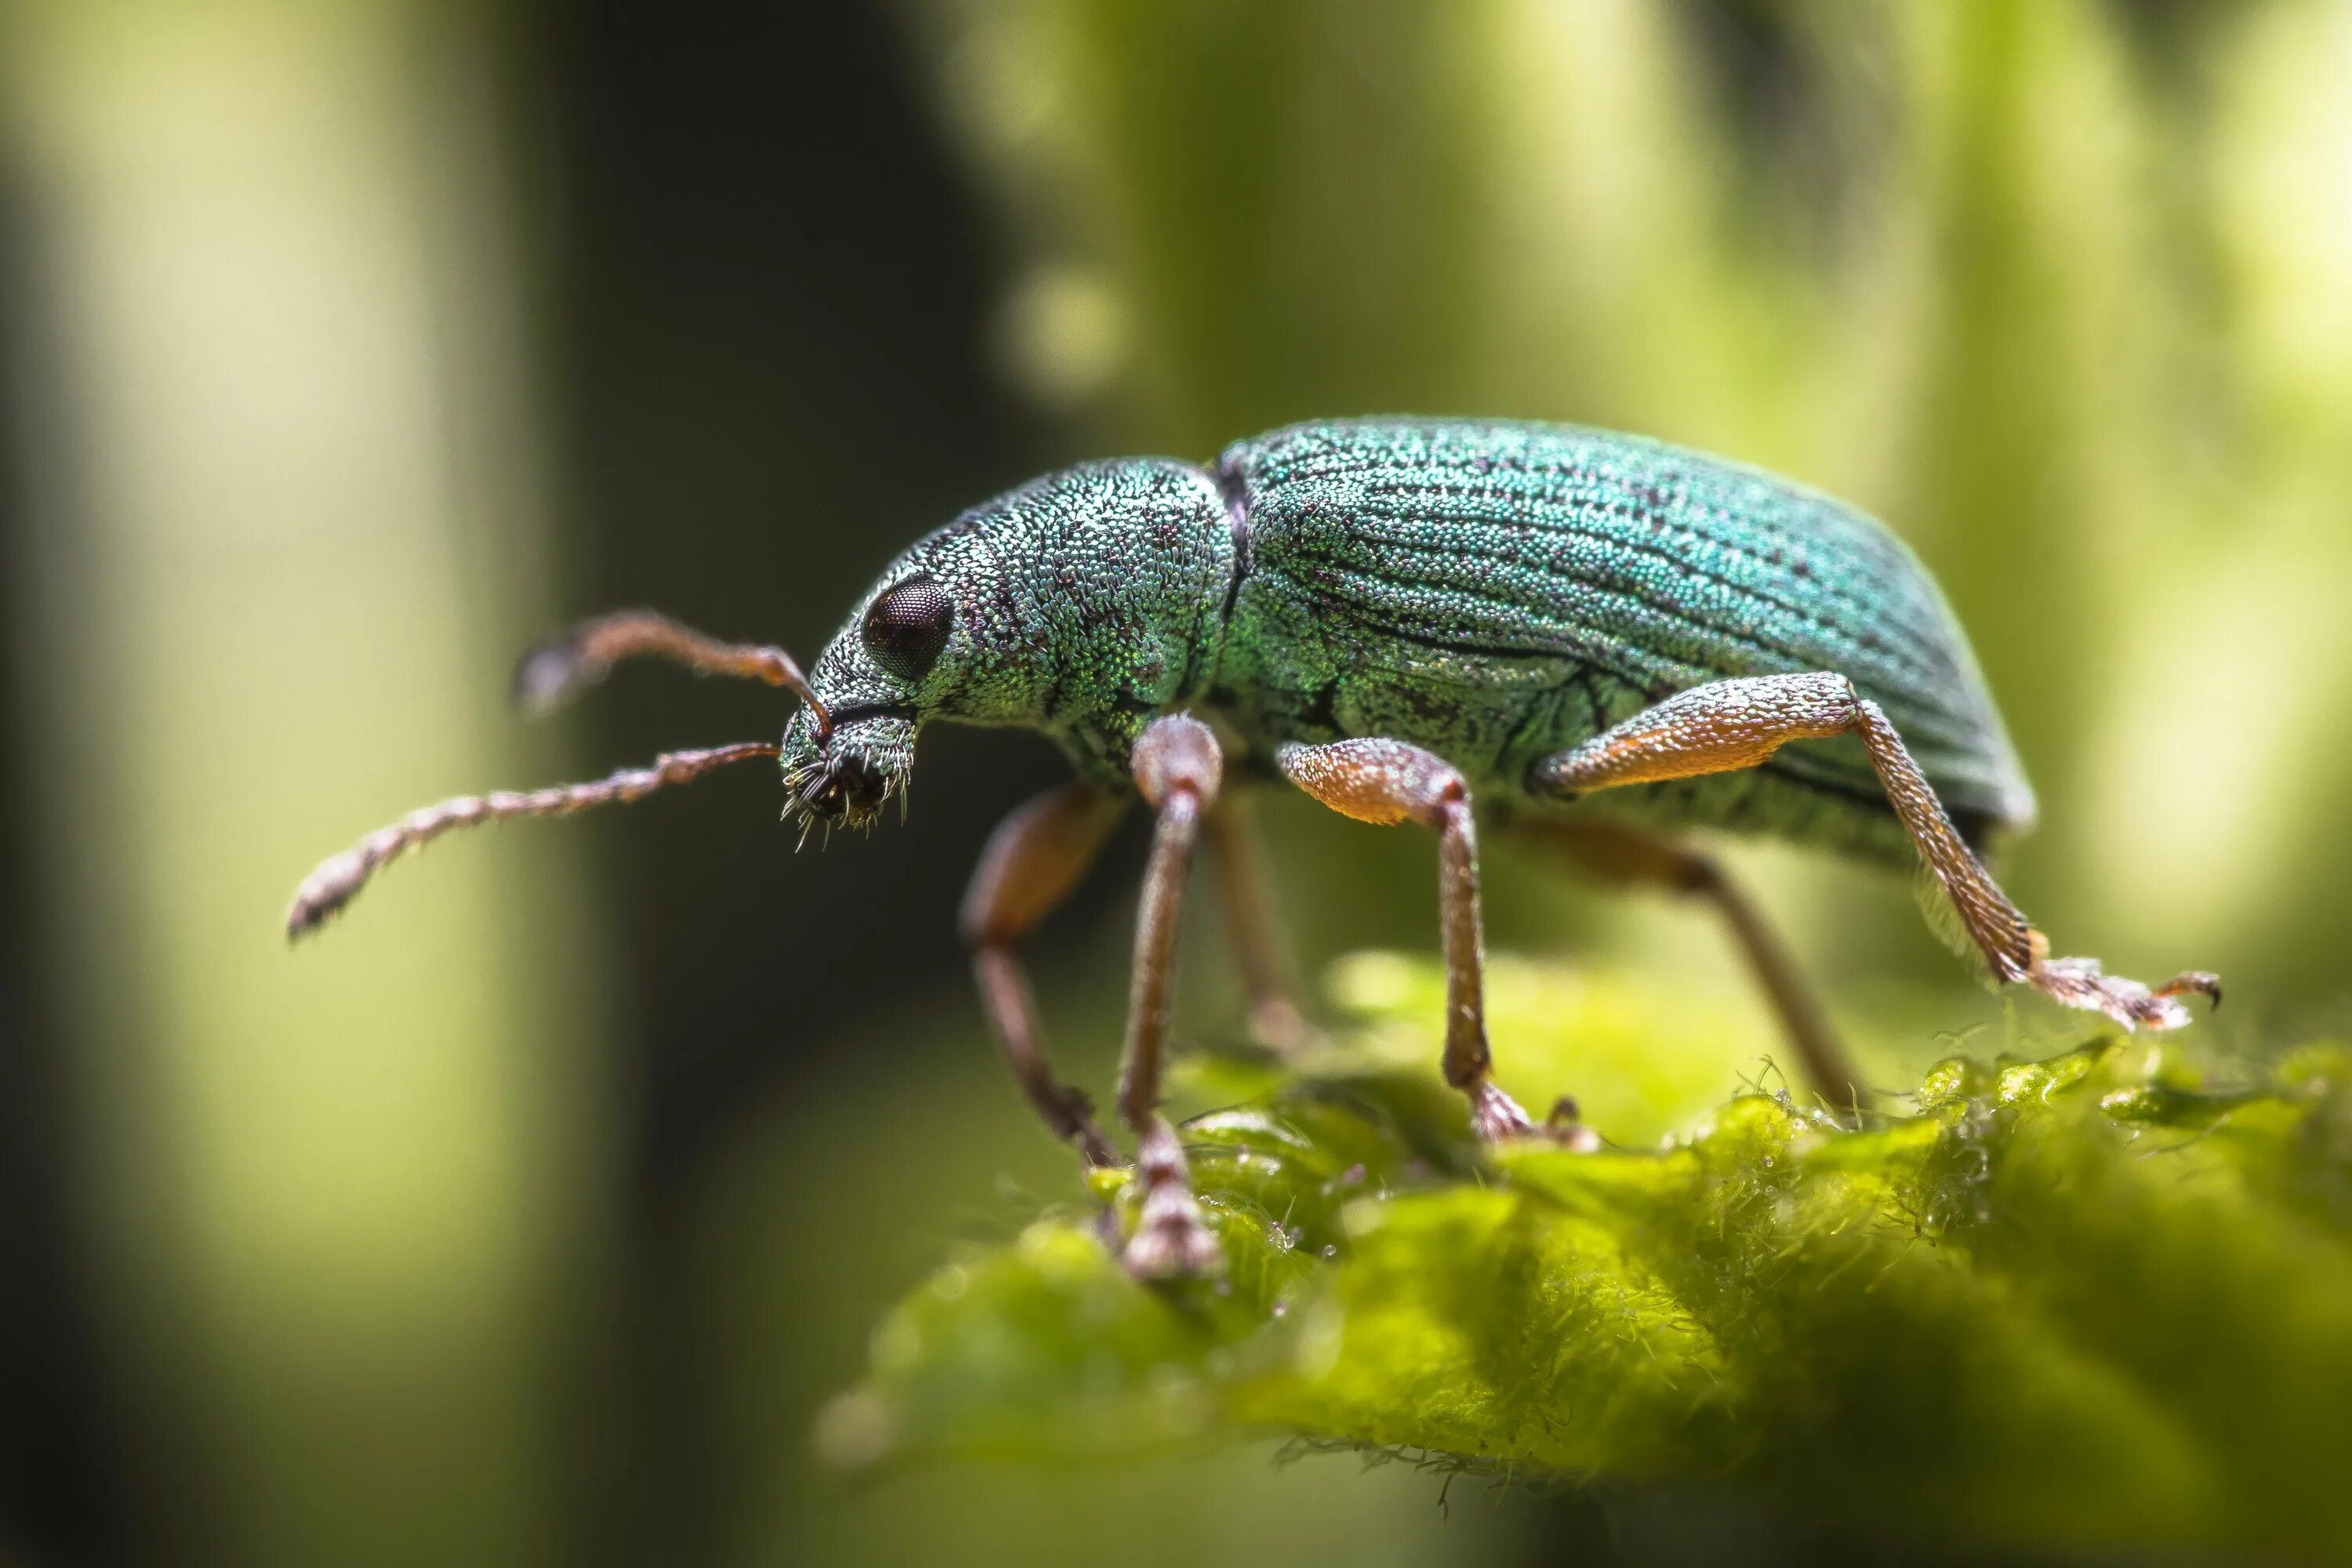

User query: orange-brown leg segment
[1516,818,1870,1113]
[1118,714,1228,1277]
[1203,795,1316,1057]
[1530,673,2220,1031]
[1279,738,1588,1147]
[959,782,1128,1168]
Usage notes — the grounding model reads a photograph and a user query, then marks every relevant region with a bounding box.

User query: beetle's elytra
[289,417,2218,1278]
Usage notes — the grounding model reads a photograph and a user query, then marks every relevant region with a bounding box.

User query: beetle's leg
[510,607,824,724]
[1203,795,1316,1057]
[1277,738,1590,1148]
[1515,818,1868,1114]
[960,782,1130,1169]
[1530,673,2221,1032]
[1116,714,1227,1278]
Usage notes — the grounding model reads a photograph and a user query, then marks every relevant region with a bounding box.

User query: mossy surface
[819,957,2352,1561]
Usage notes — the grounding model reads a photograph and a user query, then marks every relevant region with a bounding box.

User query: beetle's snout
[797,753,887,825]
[778,633,920,838]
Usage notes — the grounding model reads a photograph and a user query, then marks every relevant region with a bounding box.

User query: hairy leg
[1279,738,1588,1146]
[1531,673,2220,1031]
[1517,818,1868,1113]
[1117,715,1229,1277]
[1203,794,1316,1056]
[959,782,1128,1168]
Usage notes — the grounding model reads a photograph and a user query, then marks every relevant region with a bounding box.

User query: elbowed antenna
[511,608,829,739]
[285,741,782,938]
[289,608,829,940]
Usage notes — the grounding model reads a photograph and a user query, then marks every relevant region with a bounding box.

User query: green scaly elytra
[289,416,2216,1279]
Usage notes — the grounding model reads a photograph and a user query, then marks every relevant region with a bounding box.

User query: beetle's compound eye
[861,575,955,684]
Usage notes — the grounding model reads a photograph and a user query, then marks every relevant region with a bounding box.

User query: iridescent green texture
[782,418,2031,863]
[1212,419,2033,860]
[779,456,1233,793]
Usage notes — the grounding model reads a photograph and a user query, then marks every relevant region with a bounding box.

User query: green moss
[819,957,2352,1560]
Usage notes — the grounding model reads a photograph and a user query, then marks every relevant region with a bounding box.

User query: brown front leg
[1116,714,1229,1278]
[959,782,1127,1168]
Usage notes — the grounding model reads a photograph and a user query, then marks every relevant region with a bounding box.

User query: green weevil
[289,417,2218,1276]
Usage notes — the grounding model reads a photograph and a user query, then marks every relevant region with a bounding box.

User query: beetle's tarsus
[1544,1095,1603,1153]
[2027,942,2223,1032]
[1047,1085,1118,1170]
[1123,1117,1222,1279]
[1464,1083,1602,1150]
[1073,1128,1120,1173]
[1123,1191,1221,1279]
[1465,1079,1537,1142]
[2158,971,2224,1011]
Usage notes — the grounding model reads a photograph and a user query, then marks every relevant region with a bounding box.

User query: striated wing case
[1211,418,2036,862]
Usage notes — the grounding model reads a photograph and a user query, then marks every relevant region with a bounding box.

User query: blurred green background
[0,2,2347,1564]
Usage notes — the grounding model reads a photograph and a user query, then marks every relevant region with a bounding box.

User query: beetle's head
[780,457,1232,830]
[779,528,1001,834]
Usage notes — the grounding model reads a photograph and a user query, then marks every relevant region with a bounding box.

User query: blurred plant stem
[0,4,605,1564]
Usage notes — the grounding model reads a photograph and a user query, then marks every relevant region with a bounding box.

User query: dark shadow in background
[0,183,135,1566]
[538,0,1060,1201]
[530,4,1099,1559]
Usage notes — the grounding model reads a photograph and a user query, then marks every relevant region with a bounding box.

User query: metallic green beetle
[289,417,2217,1277]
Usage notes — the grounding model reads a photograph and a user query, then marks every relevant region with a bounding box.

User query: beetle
[289,417,2218,1277]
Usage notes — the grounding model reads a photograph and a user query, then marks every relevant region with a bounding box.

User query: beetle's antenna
[512,608,829,739]
[286,740,782,939]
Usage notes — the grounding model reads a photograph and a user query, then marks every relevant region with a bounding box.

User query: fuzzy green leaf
[820,959,2352,1560]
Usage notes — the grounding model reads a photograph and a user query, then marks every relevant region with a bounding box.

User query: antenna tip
[511,639,591,717]
[284,851,365,941]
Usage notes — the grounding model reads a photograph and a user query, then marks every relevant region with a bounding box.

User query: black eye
[861,575,955,683]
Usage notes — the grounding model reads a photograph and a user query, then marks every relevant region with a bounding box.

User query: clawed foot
[2027,933,2222,1032]
[1544,1094,1603,1154]
[1466,1078,1536,1140]
[1465,1080,1600,1151]
[1121,1118,1224,1279]
[1046,1087,1120,1171]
